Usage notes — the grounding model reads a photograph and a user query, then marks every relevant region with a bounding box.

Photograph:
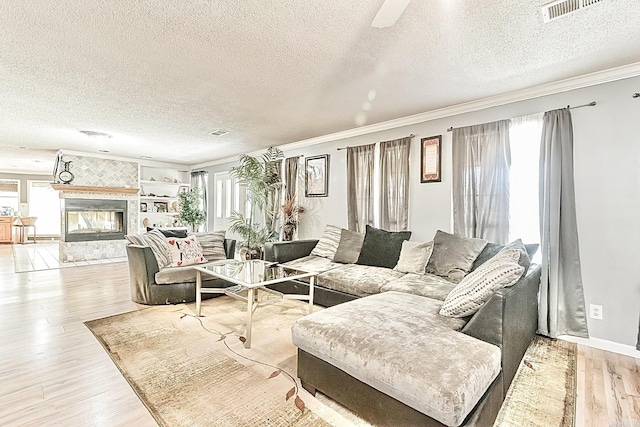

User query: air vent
[542,0,603,22]
[208,129,229,136]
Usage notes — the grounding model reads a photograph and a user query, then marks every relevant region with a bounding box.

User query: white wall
[202,75,640,349]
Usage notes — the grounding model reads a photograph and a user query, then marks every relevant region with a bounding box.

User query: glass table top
[196,259,315,287]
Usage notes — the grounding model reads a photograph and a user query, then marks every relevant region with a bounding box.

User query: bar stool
[13,217,37,244]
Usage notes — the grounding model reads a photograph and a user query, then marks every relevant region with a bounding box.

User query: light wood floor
[12,241,127,273]
[0,243,638,426]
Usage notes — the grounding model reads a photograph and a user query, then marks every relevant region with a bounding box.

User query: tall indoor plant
[178,187,205,232]
[281,197,305,241]
[229,147,284,259]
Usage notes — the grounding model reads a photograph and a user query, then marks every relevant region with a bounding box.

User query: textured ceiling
[1,0,639,174]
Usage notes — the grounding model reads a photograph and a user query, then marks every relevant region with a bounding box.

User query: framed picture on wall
[140,202,147,213]
[305,154,329,197]
[420,135,442,183]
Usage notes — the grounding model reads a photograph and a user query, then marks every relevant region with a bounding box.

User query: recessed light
[98,149,110,153]
[80,130,112,139]
[208,129,229,136]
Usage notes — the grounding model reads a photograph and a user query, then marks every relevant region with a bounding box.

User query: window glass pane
[216,180,223,218]
[225,179,231,218]
[27,181,61,236]
[509,114,543,262]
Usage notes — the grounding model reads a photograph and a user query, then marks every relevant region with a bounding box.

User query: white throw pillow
[310,225,342,260]
[394,240,434,274]
[166,235,207,267]
[439,248,525,318]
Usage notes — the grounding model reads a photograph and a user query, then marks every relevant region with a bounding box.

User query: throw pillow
[125,228,172,269]
[471,239,536,272]
[356,225,412,269]
[425,230,487,283]
[394,240,434,274]
[194,230,227,261]
[310,225,342,260]
[440,248,525,318]
[166,235,207,267]
[147,227,188,238]
[333,228,365,264]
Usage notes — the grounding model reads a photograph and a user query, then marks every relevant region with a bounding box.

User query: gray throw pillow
[333,229,365,264]
[393,240,433,274]
[310,225,342,260]
[125,228,172,269]
[194,230,226,261]
[471,239,536,272]
[356,225,412,269]
[425,230,487,283]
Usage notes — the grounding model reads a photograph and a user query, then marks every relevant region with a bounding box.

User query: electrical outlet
[589,304,603,320]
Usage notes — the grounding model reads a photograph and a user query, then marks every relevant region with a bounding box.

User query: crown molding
[59,149,190,171]
[191,62,640,169]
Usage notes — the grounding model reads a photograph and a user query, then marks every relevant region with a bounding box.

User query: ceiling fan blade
[371,0,412,28]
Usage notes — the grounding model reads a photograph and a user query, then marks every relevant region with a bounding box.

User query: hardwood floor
[0,242,637,426]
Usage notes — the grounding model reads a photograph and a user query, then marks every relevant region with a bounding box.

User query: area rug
[85,298,340,427]
[494,336,577,427]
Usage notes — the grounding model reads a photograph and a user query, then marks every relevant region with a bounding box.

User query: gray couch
[264,239,541,427]
[126,239,236,305]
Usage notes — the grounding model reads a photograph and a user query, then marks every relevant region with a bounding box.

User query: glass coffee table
[193,259,318,349]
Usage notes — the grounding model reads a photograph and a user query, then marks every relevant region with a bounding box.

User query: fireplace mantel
[51,184,139,195]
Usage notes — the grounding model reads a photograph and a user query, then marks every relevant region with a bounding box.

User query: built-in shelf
[140,196,179,201]
[140,180,189,186]
[51,184,139,194]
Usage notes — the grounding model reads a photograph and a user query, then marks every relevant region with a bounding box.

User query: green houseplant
[178,188,205,232]
[281,197,305,241]
[229,147,284,259]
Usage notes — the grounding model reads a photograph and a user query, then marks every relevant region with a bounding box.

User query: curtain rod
[446,101,597,132]
[336,134,415,151]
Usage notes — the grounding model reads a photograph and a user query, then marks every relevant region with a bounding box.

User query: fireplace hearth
[63,199,127,242]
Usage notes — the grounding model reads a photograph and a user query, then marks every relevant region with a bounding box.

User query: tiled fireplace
[54,153,139,262]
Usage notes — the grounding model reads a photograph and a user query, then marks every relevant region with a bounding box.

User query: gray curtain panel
[347,144,376,233]
[538,108,589,339]
[190,171,209,232]
[380,137,411,231]
[284,156,299,201]
[452,120,511,244]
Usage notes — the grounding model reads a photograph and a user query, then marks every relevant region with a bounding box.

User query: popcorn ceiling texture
[1,0,639,170]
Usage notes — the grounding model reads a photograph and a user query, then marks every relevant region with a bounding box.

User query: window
[0,179,20,213]
[508,113,543,261]
[27,181,61,236]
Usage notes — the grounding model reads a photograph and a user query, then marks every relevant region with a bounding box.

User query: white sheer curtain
[452,120,511,243]
[190,171,208,232]
[347,144,376,233]
[379,137,411,231]
[538,108,589,338]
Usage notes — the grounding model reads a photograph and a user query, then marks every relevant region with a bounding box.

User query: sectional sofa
[265,227,541,427]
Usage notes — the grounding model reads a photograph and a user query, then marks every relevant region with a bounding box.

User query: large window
[27,181,61,236]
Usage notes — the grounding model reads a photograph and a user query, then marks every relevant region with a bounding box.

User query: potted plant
[178,188,205,232]
[281,197,305,241]
[229,147,284,259]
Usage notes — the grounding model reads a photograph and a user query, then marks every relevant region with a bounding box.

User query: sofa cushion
[381,273,456,301]
[425,230,487,283]
[292,291,501,427]
[166,235,207,267]
[126,228,172,269]
[440,248,525,318]
[472,239,537,272]
[393,240,433,274]
[194,230,227,261]
[310,225,342,260]
[356,225,411,269]
[282,255,342,274]
[333,228,365,264]
[317,264,405,297]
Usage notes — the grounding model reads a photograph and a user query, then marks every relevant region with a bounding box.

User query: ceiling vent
[542,0,603,22]
[208,129,229,137]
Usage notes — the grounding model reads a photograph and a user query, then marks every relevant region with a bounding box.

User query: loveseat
[265,227,541,427]
[126,237,236,305]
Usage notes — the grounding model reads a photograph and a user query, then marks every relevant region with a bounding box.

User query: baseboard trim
[559,335,640,359]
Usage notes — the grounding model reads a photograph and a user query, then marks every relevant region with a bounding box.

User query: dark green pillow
[356,225,411,269]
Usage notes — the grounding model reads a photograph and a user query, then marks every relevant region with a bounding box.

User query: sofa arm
[461,264,541,396]
[126,245,161,304]
[264,239,319,263]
